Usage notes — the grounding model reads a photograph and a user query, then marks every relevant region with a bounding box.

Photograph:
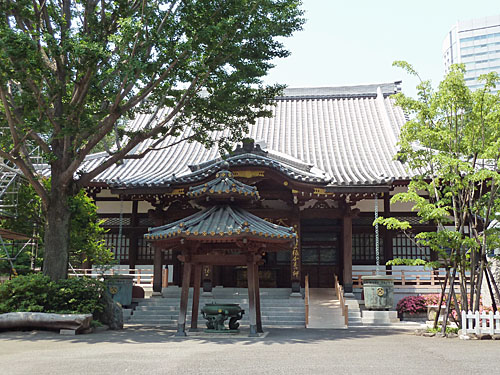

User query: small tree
[1,182,114,273]
[0,1,304,280]
[376,62,500,331]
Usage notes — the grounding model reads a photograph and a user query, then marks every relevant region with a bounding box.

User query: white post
[461,310,467,332]
[489,311,494,335]
[475,311,481,335]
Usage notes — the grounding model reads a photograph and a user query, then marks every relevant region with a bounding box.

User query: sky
[263,0,500,97]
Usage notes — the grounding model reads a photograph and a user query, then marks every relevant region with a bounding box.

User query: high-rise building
[442,15,500,91]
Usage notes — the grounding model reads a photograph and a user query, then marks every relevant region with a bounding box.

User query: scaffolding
[0,143,42,276]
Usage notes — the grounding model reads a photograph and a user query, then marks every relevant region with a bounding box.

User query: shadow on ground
[0,326,415,346]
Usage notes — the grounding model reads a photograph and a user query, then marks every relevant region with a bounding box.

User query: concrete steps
[128,287,306,328]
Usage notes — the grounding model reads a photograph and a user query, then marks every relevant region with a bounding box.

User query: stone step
[138,300,305,307]
[133,310,305,317]
[135,303,305,312]
[131,313,305,321]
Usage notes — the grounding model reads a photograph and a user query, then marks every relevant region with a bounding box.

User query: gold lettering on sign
[168,188,185,196]
[233,170,265,179]
[291,224,300,280]
[203,265,211,278]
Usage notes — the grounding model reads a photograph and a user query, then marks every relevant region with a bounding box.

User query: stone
[446,332,458,338]
[479,334,492,340]
[459,334,470,340]
[492,334,500,340]
[94,291,123,330]
[60,329,77,335]
[422,332,435,337]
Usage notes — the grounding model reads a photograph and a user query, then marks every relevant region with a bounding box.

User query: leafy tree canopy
[0,0,304,279]
[375,62,500,323]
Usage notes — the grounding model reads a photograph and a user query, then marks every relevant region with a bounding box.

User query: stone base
[361,310,400,325]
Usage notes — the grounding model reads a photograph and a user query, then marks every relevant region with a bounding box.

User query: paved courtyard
[1,327,499,374]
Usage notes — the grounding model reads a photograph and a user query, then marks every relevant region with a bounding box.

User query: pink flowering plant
[396,295,427,315]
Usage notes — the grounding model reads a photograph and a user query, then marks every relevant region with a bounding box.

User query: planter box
[427,305,447,321]
[401,312,427,321]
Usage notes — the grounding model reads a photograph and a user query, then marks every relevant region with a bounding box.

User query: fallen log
[0,312,93,332]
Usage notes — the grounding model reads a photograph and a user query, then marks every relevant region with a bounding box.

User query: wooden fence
[461,310,500,335]
[352,267,469,289]
[69,268,168,288]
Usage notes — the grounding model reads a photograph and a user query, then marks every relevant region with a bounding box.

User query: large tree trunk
[42,185,72,281]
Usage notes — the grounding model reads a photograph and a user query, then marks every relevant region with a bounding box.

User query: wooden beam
[176,262,192,336]
[254,262,263,333]
[177,254,261,266]
[153,247,163,293]
[247,260,258,337]
[342,212,353,293]
[191,264,202,331]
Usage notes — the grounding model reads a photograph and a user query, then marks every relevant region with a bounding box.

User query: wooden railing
[305,274,310,328]
[352,268,470,289]
[334,274,348,327]
[69,268,168,288]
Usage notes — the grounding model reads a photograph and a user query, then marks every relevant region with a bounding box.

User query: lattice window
[137,238,154,261]
[392,232,431,261]
[352,233,384,264]
[101,217,131,227]
[138,217,155,227]
[104,233,129,261]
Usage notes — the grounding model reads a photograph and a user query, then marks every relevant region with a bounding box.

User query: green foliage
[1,182,114,273]
[0,0,305,280]
[426,325,459,334]
[386,258,428,267]
[380,61,500,318]
[0,274,105,314]
[68,190,115,268]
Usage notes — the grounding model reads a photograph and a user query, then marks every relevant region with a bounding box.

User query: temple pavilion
[84,82,436,294]
[144,165,295,335]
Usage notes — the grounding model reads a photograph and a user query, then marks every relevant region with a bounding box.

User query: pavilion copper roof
[145,205,295,242]
[78,82,410,188]
[186,169,259,201]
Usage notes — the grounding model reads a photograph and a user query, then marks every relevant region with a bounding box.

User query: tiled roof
[144,205,296,242]
[186,169,259,201]
[80,81,409,187]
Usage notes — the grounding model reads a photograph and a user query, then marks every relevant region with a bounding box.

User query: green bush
[0,274,105,314]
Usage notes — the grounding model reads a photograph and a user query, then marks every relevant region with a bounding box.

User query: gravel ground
[1,327,499,375]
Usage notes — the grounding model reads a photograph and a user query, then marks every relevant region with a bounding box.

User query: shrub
[396,295,427,314]
[0,274,105,315]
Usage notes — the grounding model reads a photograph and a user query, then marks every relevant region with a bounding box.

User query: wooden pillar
[343,210,353,293]
[129,201,139,269]
[290,215,301,293]
[190,264,202,331]
[153,247,163,293]
[247,260,258,337]
[253,262,263,333]
[176,261,192,336]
